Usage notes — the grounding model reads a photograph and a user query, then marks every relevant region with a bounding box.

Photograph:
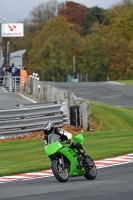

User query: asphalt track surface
[0,87,40,109]
[0,163,133,200]
[43,81,133,108]
[1,81,133,108]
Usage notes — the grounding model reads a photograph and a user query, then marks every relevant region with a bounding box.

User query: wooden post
[73,55,75,73]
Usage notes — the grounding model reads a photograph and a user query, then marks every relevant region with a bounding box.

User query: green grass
[0,139,50,176]
[90,102,133,130]
[113,80,133,84]
[83,130,133,160]
[0,101,133,177]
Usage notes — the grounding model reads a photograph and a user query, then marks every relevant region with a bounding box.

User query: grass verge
[113,80,133,84]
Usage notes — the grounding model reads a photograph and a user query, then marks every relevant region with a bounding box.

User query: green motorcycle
[45,133,97,182]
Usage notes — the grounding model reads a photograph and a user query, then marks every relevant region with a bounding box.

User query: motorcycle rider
[43,122,86,157]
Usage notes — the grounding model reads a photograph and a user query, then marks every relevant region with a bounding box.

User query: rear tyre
[84,155,97,180]
[51,159,68,182]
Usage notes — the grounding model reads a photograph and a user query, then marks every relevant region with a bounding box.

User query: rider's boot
[79,149,86,157]
[78,146,94,168]
[71,141,86,156]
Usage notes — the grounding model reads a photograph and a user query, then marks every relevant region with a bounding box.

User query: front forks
[59,156,65,170]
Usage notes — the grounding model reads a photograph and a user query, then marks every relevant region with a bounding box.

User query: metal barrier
[0,74,90,134]
[0,75,22,92]
[0,102,69,139]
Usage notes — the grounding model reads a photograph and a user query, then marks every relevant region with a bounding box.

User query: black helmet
[43,122,54,135]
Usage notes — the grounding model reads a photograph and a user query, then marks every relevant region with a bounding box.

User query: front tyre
[51,159,68,182]
[84,155,97,180]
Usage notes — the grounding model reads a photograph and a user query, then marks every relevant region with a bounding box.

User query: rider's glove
[43,138,48,145]
[58,128,65,135]
[66,139,72,144]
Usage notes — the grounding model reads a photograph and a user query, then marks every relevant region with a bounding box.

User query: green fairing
[60,147,85,177]
[45,140,62,156]
[45,134,85,177]
[73,134,84,145]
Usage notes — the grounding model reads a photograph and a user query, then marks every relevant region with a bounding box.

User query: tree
[122,0,133,7]
[81,6,105,35]
[30,0,60,24]
[29,16,81,81]
[103,2,133,80]
[11,0,133,81]
[77,30,110,81]
[58,1,89,26]
[113,5,133,41]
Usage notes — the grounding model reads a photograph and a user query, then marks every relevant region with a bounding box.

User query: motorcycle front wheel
[51,159,68,182]
[84,155,97,180]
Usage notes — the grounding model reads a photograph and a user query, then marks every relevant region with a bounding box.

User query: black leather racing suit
[44,127,85,156]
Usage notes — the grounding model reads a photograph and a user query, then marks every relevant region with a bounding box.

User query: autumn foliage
[7,0,133,82]
[58,1,89,26]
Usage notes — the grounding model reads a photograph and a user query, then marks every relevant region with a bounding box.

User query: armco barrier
[0,77,90,134]
[26,79,91,132]
[0,102,69,139]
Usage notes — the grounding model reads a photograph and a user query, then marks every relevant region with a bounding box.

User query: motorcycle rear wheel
[84,155,97,180]
[51,159,68,182]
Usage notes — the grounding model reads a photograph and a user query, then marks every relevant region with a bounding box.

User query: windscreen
[48,133,60,144]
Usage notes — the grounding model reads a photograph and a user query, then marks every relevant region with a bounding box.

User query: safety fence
[26,78,90,132]
[0,102,69,139]
[0,75,22,92]
[0,75,90,138]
